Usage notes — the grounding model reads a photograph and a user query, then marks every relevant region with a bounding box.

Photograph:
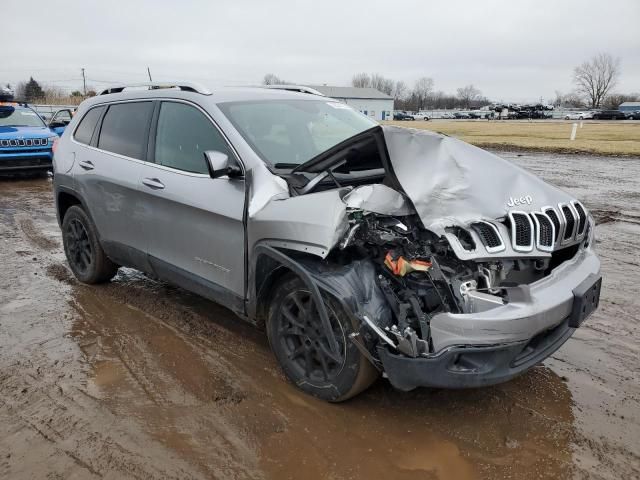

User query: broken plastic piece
[384,252,432,277]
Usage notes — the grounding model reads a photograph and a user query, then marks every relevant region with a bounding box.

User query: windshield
[218,99,377,167]
[0,107,46,128]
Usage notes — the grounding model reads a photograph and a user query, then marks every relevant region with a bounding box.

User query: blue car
[0,101,65,175]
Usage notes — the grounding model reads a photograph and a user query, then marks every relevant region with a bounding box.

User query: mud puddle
[0,154,639,480]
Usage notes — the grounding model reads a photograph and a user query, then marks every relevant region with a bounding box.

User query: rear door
[73,101,154,270]
[136,100,246,304]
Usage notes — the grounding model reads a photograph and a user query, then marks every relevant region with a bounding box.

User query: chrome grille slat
[571,201,587,237]
[544,208,561,240]
[508,211,534,252]
[559,203,577,243]
[531,212,555,252]
[470,221,505,253]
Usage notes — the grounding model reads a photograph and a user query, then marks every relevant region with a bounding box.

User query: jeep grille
[0,138,49,148]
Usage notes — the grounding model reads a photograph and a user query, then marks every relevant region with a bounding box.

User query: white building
[619,101,640,113]
[306,85,394,121]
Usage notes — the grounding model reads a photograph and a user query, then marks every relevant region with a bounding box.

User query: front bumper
[379,316,574,390]
[430,248,601,351]
[379,248,601,390]
[0,149,53,173]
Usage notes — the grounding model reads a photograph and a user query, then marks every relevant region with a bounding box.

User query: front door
[137,100,246,303]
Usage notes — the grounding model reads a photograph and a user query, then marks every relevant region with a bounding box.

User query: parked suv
[53,82,601,401]
[0,98,62,174]
[591,110,626,120]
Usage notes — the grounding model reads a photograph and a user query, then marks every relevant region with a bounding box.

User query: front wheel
[267,275,378,402]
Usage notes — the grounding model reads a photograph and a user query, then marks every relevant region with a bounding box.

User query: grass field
[382,120,640,156]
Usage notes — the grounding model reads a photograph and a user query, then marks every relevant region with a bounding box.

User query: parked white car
[564,112,593,120]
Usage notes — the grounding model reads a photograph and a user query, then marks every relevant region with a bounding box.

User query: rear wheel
[267,275,378,402]
[62,205,118,284]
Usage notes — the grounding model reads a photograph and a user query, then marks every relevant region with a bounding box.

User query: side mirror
[48,121,66,128]
[204,150,242,179]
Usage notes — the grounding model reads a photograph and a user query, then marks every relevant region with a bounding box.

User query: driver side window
[155,102,233,174]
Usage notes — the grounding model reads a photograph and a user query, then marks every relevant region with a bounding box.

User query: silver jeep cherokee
[53,82,601,401]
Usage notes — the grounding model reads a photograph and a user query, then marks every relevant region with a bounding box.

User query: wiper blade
[273,162,302,170]
[297,159,346,194]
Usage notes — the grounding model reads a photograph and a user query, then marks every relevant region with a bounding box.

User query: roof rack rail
[99,81,212,96]
[260,85,325,96]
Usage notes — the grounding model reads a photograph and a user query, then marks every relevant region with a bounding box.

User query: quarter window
[73,106,104,145]
[154,102,232,174]
[98,102,154,160]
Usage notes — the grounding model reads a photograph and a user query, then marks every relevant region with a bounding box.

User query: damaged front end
[326,187,599,390]
[249,125,601,391]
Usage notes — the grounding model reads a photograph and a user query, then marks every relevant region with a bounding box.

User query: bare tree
[573,53,620,109]
[456,84,481,108]
[392,80,407,100]
[413,77,434,110]
[351,73,371,88]
[603,92,640,110]
[263,73,287,85]
[563,91,586,108]
[553,90,564,108]
[369,74,393,95]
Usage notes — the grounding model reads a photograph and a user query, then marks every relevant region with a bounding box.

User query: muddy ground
[0,151,638,480]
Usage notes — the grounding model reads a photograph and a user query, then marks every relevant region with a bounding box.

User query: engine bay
[334,210,565,357]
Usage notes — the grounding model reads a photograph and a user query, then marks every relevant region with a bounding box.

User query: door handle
[142,177,165,190]
[78,160,94,170]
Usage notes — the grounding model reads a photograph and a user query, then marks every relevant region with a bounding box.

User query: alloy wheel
[276,290,346,382]
[65,218,93,275]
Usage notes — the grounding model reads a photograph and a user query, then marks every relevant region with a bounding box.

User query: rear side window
[154,102,233,174]
[73,106,104,145]
[98,102,154,160]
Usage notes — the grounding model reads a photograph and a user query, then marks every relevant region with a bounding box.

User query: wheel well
[57,191,82,221]
[253,250,326,328]
[254,256,292,328]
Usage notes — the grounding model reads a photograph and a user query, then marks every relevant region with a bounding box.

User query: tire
[61,205,118,284]
[266,275,378,402]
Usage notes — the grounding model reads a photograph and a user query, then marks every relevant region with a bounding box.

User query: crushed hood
[382,126,574,227]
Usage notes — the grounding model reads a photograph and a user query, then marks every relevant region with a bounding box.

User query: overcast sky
[2,0,639,102]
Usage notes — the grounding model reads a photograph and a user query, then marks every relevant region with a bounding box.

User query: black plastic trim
[249,245,340,354]
[378,318,576,391]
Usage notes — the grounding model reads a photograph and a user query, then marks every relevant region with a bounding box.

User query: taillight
[52,137,59,154]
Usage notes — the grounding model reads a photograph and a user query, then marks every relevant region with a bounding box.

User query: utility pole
[81,68,86,96]
[147,67,152,82]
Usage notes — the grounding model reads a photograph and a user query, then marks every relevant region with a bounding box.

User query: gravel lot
[0,151,638,480]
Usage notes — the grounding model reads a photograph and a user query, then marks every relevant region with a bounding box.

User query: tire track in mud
[17,215,59,250]
[1,182,264,480]
[0,343,206,479]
